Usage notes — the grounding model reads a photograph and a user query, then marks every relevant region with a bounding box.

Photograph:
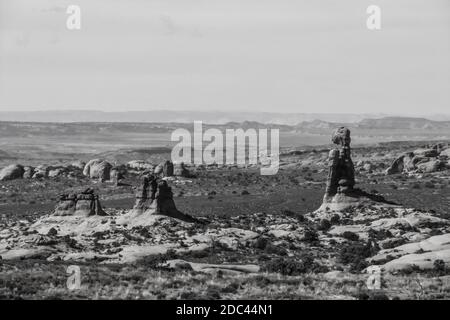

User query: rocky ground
[1,140,450,299]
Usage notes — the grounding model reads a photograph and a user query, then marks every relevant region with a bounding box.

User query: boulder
[439,148,450,158]
[363,163,373,172]
[356,160,365,167]
[23,166,35,179]
[0,164,24,181]
[416,160,445,173]
[413,148,439,158]
[153,163,163,175]
[70,161,86,170]
[32,165,49,179]
[127,160,154,171]
[83,159,112,181]
[385,155,405,175]
[403,153,417,172]
[48,167,65,178]
[174,162,191,177]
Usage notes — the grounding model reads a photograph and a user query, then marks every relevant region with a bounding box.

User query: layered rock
[126,175,196,223]
[318,127,390,212]
[323,127,355,200]
[54,188,106,216]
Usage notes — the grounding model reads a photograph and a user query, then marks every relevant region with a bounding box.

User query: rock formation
[386,143,449,175]
[0,164,24,181]
[54,188,106,216]
[162,160,174,177]
[83,159,112,182]
[23,166,35,179]
[319,127,394,212]
[323,127,355,200]
[133,174,158,211]
[110,165,127,185]
[32,165,49,179]
[130,174,196,222]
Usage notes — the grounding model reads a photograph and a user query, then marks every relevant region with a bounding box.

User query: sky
[0,0,449,114]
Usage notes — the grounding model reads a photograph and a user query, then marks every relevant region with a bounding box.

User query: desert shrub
[204,286,222,300]
[303,228,319,243]
[253,237,269,250]
[330,214,341,225]
[424,181,435,189]
[264,258,307,275]
[381,238,406,249]
[432,259,449,276]
[222,281,240,294]
[342,231,359,241]
[338,240,379,272]
[397,264,422,275]
[368,229,393,241]
[429,229,443,236]
[317,219,331,231]
[356,290,390,300]
[137,254,171,270]
[282,209,306,222]
[263,253,327,275]
[264,243,287,256]
[252,275,274,286]
[434,259,445,272]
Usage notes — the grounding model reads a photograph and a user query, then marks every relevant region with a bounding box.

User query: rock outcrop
[386,144,449,175]
[0,164,24,181]
[54,188,106,216]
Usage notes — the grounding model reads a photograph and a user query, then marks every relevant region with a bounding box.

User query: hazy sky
[0,0,449,114]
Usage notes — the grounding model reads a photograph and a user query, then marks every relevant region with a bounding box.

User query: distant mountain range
[1,117,450,137]
[2,110,450,125]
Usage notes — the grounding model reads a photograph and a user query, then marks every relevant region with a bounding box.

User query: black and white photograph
[1,0,450,305]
